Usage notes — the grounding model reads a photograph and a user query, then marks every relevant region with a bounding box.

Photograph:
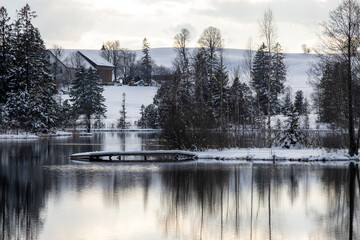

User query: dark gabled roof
[78,50,114,68]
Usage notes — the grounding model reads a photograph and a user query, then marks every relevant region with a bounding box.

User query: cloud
[0,0,341,52]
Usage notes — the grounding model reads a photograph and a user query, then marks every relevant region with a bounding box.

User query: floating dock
[70,150,197,162]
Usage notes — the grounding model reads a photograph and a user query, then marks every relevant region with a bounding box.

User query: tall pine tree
[3,4,59,133]
[251,43,269,115]
[140,38,152,85]
[0,7,13,105]
[70,67,106,132]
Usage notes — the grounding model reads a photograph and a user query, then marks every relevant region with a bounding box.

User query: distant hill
[135,48,315,98]
[62,47,315,98]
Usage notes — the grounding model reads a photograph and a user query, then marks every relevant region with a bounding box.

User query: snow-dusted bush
[277,106,306,149]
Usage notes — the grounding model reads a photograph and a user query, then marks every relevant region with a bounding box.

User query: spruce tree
[270,43,286,113]
[251,43,269,115]
[0,7,13,105]
[282,87,292,116]
[117,92,129,129]
[137,104,146,128]
[278,104,305,149]
[143,104,160,129]
[229,76,253,130]
[141,38,152,85]
[70,68,106,132]
[3,4,59,133]
[294,90,304,115]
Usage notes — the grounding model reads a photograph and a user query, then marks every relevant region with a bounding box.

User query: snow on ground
[100,48,315,128]
[197,148,357,162]
[59,85,157,128]
[102,85,158,128]
[0,134,39,139]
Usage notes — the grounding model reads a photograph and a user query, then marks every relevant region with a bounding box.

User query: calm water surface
[0,132,359,240]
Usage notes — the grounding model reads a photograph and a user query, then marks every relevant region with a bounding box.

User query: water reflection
[0,133,359,239]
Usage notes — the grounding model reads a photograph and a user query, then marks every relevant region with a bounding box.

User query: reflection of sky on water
[101,132,165,152]
[0,133,358,240]
[38,164,354,240]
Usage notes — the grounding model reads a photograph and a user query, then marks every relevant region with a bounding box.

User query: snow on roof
[79,50,114,68]
[49,49,113,69]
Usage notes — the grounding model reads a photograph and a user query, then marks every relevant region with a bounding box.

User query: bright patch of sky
[2,0,340,52]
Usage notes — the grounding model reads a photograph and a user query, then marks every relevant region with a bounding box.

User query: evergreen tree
[313,61,350,129]
[143,104,160,129]
[58,99,76,130]
[140,38,152,85]
[229,76,253,130]
[26,74,59,133]
[282,87,292,116]
[117,92,129,129]
[303,98,310,130]
[3,4,59,133]
[270,43,286,113]
[251,43,269,115]
[137,104,146,128]
[211,62,229,129]
[278,104,305,149]
[252,42,286,146]
[70,68,106,132]
[0,7,13,104]
[294,90,304,115]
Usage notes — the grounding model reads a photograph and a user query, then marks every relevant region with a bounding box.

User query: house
[47,49,114,87]
[78,50,114,83]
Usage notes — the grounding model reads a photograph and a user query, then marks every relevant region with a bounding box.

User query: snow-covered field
[102,85,158,127]
[99,48,315,127]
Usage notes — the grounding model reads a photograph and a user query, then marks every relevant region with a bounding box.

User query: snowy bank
[59,85,158,128]
[197,148,358,162]
[0,134,39,139]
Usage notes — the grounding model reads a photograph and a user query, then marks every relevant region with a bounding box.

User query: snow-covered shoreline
[0,131,357,162]
[197,148,358,162]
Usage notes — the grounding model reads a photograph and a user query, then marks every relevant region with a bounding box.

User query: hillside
[138,48,315,98]
[61,48,316,127]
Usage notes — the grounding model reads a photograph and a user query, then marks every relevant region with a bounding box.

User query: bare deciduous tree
[51,44,65,89]
[101,40,122,82]
[198,26,223,75]
[174,28,191,82]
[301,44,311,54]
[258,9,278,147]
[242,37,254,82]
[315,0,360,156]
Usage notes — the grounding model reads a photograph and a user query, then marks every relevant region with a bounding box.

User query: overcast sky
[2,0,340,52]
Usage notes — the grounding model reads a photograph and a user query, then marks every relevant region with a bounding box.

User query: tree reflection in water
[158,163,360,240]
[0,134,359,240]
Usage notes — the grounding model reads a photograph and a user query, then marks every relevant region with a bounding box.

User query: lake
[0,132,358,240]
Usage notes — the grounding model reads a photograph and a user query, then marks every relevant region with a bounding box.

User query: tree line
[137,18,310,149]
[138,0,360,154]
